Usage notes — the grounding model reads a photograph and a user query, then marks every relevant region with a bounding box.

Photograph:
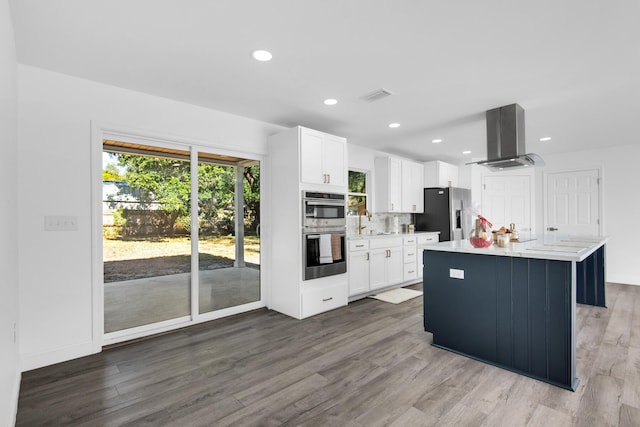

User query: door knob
[547,227,558,231]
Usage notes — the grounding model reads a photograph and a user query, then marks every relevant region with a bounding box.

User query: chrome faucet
[358,209,372,235]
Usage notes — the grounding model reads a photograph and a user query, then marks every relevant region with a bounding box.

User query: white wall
[17,65,284,370]
[533,145,640,286]
[0,0,20,424]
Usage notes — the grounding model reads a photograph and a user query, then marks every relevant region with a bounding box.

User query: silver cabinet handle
[408,253,414,256]
[327,174,330,183]
[355,244,365,248]
[408,270,414,274]
[548,227,558,231]
[322,297,333,302]
[366,252,370,260]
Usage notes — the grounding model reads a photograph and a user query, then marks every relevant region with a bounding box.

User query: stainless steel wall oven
[302,191,347,280]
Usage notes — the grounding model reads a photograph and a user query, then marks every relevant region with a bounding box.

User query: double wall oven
[302,191,347,280]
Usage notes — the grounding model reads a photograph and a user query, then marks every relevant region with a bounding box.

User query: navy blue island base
[423,241,606,391]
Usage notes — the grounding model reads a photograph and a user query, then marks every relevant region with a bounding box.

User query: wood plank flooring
[16,283,640,426]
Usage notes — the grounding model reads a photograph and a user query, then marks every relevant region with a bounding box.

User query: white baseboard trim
[20,341,97,372]
[8,369,20,427]
[607,276,640,286]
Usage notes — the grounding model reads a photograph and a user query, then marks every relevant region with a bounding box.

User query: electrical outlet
[45,215,79,231]
[449,268,465,279]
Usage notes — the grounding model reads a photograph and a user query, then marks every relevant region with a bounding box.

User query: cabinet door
[439,162,459,187]
[300,130,324,184]
[348,251,370,296]
[389,158,402,212]
[402,161,424,213]
[369,249,388,290]
[386,246,404,285]
[322,136,346,187]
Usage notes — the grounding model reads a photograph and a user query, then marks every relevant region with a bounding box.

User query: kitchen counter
[419,234,608,262]
[348,230,440,240]
[423,234,607,391]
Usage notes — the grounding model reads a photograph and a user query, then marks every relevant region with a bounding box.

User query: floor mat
[369,287,423,304]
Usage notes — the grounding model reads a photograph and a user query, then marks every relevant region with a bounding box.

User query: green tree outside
[107,153,259,237]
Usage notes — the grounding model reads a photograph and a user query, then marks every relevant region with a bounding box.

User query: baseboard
[21,341,97,372]
[607,276,640,286]
[9,369,20,427]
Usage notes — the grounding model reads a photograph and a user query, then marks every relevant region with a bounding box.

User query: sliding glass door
[101,139,261,339]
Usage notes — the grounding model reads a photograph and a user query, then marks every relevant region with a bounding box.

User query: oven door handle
[306,235,321,239]
[305,201,344,206]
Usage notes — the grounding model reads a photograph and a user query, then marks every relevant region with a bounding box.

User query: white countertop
[348,230,440,240]
[420,235,608,262]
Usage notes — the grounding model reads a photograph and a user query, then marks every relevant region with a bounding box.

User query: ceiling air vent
[361,88,394,103]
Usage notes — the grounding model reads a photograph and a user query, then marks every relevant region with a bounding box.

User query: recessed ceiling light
[251,50,272,61]
[388,123,400,128]
[323,98,338,106]
[432,139,442,143]
[462,150,472,154]
[539,137,552,142]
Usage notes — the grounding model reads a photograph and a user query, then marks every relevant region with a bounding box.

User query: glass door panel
[198,158,260,314]
[102,146,191,333]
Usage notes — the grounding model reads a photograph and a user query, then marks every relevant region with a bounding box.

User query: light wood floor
[17,283,640,426]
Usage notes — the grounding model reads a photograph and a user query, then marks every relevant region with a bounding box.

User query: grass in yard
[103,235,260,263]
[103,235,260,282]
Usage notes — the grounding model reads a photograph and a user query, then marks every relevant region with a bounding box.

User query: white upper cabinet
[401,160,424,213]
[374,156,402,212]
[424,160,460,188]
[375,157,424,213]
[300,127,347,188]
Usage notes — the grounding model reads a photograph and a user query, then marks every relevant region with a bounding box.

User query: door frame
[91,122,267,350]
[542,167,604,236]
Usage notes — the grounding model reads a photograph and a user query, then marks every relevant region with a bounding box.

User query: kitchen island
[421,235,607,391]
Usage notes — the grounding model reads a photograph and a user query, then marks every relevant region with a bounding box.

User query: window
[348,170,368,215]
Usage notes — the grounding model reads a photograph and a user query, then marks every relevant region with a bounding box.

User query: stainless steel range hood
[469,103,544,171]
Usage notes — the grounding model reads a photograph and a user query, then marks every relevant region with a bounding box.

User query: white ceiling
[9,0,640,164]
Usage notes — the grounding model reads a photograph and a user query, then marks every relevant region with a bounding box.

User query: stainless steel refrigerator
[414,187,472,241]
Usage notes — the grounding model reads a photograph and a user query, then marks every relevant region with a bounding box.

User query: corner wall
[17,65,284,370]
[0,0,21,424]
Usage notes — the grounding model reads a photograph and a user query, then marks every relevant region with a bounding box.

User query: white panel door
[545,169,600,235]
[482,175,532,232]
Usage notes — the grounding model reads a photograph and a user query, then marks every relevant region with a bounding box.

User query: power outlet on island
[45,215,79,231]
[449,268,465,279]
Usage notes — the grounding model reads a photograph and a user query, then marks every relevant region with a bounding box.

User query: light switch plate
[449,268,464,279]
[45,215,78,231]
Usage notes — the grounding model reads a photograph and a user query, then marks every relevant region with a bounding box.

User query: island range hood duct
[470,103,544,171]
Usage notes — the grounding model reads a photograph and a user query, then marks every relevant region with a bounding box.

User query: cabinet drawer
[301,284,347,318]
[403,249,417,263]
[403,236,417,246]
[370,237,403,250]
[404,262,418,281]
[417,234,439,245]
[349,240,369,251]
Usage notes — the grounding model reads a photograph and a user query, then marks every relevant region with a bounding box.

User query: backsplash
[346,212,413,236]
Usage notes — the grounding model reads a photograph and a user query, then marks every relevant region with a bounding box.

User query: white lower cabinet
[368,237,403,291]
[403,236,418,282]
[301,283,348,318]
[348,240,370,295]
[417,233,439,278]
[347,233,440,297]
